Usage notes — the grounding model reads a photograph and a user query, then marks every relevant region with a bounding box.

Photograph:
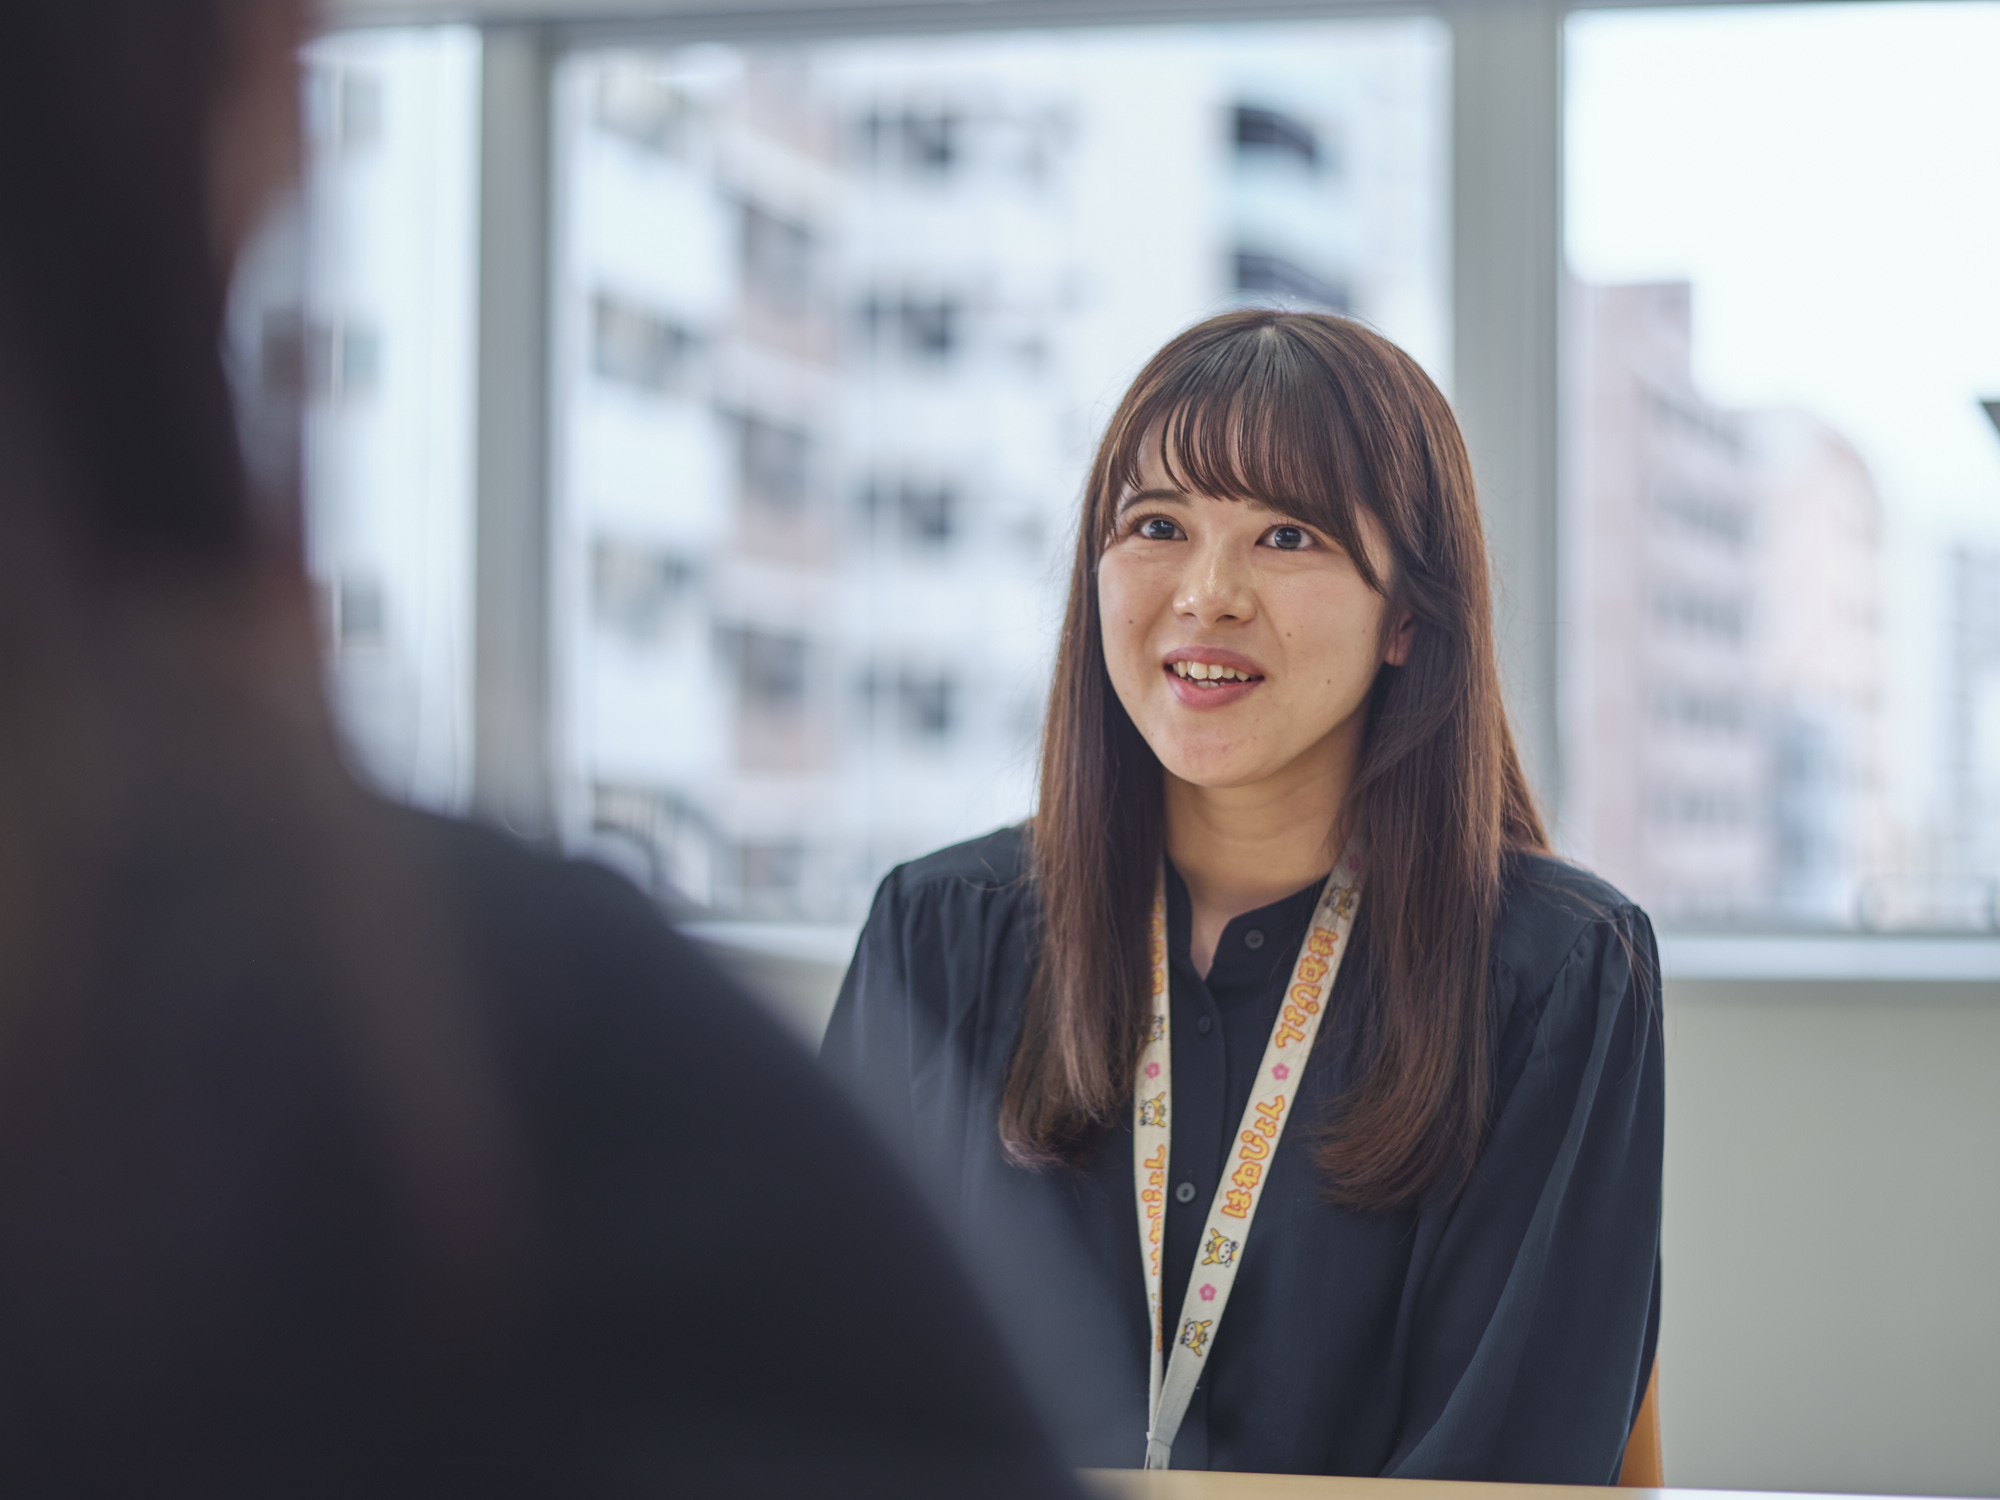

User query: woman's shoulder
[889,822,1032,895]
[871,823,1035,923]
[1491,850,1656,1026]
[841,824,1039,1036]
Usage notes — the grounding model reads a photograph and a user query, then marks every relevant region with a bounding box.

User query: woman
[824,309,1663,1481]
[0,1,1077,1494]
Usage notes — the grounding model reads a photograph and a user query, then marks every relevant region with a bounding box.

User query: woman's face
[1097,440,1411,793]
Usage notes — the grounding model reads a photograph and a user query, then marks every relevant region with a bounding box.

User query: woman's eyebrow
[1113,486,1191,517]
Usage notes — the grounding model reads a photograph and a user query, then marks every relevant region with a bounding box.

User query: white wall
[702,933,2000,1498]
[1662,979,2000,1499]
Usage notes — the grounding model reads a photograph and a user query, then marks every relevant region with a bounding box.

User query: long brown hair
[1002,308,1546,1210]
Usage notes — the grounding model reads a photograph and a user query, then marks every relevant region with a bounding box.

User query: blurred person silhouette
[0,2,1079,1495]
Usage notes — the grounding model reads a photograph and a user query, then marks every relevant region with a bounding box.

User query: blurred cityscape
[297,29,481,816]
[1568,280,1890,925]
[552,30,1444,917]
[288,23,1446,920]
[1568,284,2000,927]
[285,20,2000,930]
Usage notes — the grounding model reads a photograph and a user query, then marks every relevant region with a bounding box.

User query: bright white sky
[1568,1,2000,527]
[1567,1,2000,822]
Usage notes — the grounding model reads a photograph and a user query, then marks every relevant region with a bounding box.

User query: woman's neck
[1165,736,1352,978]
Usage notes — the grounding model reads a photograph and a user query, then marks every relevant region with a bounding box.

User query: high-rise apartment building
[1946,546,2000,883]
[557,54,852,914]
[552,28,1445,918]
[1567,280,1888,924]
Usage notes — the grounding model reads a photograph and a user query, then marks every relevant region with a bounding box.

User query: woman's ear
[1383,608,1416,667]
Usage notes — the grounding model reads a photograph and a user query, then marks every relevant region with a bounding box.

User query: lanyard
[1132,849,1362,1470]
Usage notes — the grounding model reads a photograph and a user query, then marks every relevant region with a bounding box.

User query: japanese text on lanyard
[1131,847,1362,1470]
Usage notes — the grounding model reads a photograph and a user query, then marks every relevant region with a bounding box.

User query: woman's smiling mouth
[1162,649,1266,708]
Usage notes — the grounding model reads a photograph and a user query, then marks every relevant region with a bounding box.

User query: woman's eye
[1138,517,1181,541]
[1266,525,1311,551]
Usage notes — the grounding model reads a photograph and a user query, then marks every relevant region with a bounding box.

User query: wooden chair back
[1617,1359,1663,1488]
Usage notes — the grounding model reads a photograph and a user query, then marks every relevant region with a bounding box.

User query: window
[733,413,814,513]
[294,27,479,812]
[1566,2,2000,930]
[859,291,964,363]
[863,477,959,548]
[730,627,810,712]
[593,56,692,156]
[592,537,694,642]
[550,18,1446,917]
[1232,104,1323,172]
[306,59,384,152]
[725,626,824,774]
[329,575,388,651]
[860,664,959,744]
[1232,250,1348,313]
[290,317,381,401]
[740,201,816,315]
[860,109,964,176]
[592,291,699,393]
[897,671,957,742]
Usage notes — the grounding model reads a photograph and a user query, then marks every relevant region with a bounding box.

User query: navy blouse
[821,826,1663,1482]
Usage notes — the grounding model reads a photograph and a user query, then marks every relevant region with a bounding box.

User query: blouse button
[1244,929,1266,950]
[1196,1015,1213,1036]
[1174,1181,1197,1204]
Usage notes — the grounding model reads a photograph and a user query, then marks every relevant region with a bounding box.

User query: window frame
[314,0,2000,968]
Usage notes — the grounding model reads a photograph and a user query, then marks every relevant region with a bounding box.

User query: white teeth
[1172,661,1251,683]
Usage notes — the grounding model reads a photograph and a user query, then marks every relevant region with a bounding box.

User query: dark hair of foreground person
[0,2,1079,1494]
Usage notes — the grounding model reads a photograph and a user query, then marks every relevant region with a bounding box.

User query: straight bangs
[1093,321,1401,597]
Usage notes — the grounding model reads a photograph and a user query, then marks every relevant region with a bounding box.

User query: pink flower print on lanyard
[1271,1064,1291,1081]
[1146,1062,1161,1079]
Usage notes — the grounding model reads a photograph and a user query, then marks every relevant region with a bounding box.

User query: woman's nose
[1173,539,1255,626]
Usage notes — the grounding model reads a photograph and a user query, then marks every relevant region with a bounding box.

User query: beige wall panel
[1661,981,2000,1497]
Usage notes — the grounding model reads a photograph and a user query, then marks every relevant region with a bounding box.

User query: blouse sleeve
[820,865,923,1159]
[1387,902,1665,1485]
